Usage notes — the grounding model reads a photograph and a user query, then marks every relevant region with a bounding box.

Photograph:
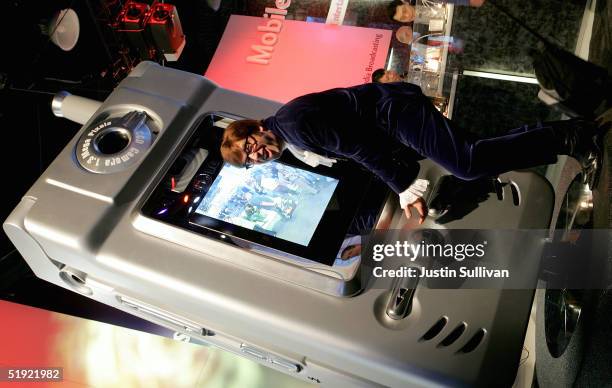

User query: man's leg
[396,96,561,180]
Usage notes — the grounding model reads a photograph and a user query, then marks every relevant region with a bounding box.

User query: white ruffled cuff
[285,144,337,168]
[399,179,429,209]
[303,151,337,167]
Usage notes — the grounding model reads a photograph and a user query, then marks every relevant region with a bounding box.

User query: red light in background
[183,195,189,203]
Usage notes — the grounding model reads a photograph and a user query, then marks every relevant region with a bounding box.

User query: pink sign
[205,15,391,103]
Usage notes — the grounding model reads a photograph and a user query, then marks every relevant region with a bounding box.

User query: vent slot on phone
[510,181,521,206]
[438,322,467,347]
[420,316,448,341]
[457,328,486,354]
[494,178,504,201]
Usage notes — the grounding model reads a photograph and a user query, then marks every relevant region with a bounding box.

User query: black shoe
[555,119,602,167]
[561,118,610,188]
[585,118,610,188]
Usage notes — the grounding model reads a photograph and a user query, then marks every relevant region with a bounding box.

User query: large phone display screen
[141,114,386,266]
[193,162,338,246]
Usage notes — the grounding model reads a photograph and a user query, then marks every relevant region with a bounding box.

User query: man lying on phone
[220,82,604,224]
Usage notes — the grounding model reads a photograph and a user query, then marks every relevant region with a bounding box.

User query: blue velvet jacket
[262,82,427,194]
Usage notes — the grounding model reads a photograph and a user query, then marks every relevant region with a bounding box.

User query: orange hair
[220,119,262,166]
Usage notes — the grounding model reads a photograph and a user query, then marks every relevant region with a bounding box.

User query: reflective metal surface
[544,288,583,358]
[544,174,592,358]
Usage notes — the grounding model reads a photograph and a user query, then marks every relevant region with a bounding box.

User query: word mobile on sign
[247,0,292,65]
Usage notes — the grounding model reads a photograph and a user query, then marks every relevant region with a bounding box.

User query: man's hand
[469,0,486,7]
[404,197,427,224]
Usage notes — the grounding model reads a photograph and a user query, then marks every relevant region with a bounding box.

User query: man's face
[341,244,362,260]
[379,70,402,83]
[393,4,415,23]
[395,25,414,44]
[241,128,283,168]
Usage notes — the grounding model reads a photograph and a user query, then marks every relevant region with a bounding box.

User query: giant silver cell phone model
[5,62,556,387]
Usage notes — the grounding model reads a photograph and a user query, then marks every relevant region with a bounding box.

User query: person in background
[395,25,415,45]
[388,0,486,23]
[388,0,416,23]
[394,26,465,54]
[372,69,404,83]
